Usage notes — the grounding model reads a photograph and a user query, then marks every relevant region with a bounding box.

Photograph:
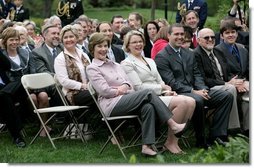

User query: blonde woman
[121,30,195,154]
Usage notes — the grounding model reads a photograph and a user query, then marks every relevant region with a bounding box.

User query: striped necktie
[208,52,223,81]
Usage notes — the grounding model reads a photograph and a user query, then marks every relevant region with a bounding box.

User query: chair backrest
[87,82,107,119]
[21,72,55,90]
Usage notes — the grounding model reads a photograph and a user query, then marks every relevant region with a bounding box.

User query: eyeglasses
[201,36,215,41]
[129,41,143,45]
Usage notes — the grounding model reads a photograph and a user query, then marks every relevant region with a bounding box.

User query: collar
[169,44,181,53]
[92,58,114,67]
[223,42,235,53]
[200,46,212,56]
[45,44,55,53]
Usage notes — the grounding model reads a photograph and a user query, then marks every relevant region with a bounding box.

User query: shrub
[179,134,249,163]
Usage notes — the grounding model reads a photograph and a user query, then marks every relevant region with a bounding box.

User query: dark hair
[110,15,123,24]
[168,23,183,34]
[129,12,143,25]
[95,22,111,33]
[120,25,134,40]
[143,21,160,42]
[220,19,239,34]
[183,25,193,39]
[88,32,111,57]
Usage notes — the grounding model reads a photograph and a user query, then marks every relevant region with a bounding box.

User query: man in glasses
[194,28,242,135]
[215,20,249,136]
[155,23,233,148]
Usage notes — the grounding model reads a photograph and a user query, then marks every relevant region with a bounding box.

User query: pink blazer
[87,58,134,116]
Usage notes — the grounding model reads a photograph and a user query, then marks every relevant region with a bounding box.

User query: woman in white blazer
[121,30,195,154]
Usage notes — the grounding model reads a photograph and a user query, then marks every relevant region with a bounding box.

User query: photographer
[228,0,247,26]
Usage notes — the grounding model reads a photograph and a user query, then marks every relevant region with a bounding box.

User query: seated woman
[121,30,195,154]
[143,21,160,58]
[86,32,188,157]
[54,25,94,107]
[1,27,49,137]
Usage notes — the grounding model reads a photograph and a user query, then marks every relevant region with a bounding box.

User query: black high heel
[174,119,191,138]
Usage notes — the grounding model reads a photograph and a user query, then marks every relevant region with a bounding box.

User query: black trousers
[111,89,172,145]
[0,90,23,140]
[181,89,233,143]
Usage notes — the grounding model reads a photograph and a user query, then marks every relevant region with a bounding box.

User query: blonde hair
[123,30,145,53]
[59,25,79,42]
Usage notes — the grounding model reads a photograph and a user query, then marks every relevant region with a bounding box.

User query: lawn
[0,119,249,164]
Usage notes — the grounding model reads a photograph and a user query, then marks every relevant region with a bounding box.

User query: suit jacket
[111,44,125,63]
[13,5,29,22]
[143,40,153,58]
[154,44,208,93]
[58,0,84,26]
[215,42,249,80]
[176,0,207,29]
[194,46,229,88]
[0,0,15,19]
[87,58,134,117]
[121,54,164,95]
[0,50,10,85]
[31,42,63,74]
[1,48,35,95]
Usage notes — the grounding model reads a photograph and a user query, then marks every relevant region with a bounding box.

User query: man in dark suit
[96,22,126,63]
[0,50,26,148]
[13,0,29,22]
[31,23,63,106]
[194,28,241,132]
[176,0,207,29]
[215,20,249,136]
[155,23,233,148]
[0,0,15,20]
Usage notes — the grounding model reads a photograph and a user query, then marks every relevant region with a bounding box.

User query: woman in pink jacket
[87,32,188,157]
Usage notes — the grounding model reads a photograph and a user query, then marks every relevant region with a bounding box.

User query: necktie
[26,46,31,52]
[208,53,222,81]
[192,34,197,48]
[82,46,89,55]
[176,50,182,60]
[232,46,240,63]
[52,48,57,60]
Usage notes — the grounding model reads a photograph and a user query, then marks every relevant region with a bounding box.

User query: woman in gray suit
[86,32,188,157]
[121,30,195,154]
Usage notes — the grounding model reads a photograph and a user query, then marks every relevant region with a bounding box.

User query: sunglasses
[201,36,215,41]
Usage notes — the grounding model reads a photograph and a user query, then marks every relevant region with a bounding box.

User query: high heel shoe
[162,145,186,155]
[174,119,191,138]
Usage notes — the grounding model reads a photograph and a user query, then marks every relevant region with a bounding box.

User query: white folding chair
[21,72,89,149]
[87,82,142,159]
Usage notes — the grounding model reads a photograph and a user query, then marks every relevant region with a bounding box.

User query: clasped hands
[116,84,130,95]
[227,75,249,93]
[193,89,211,100]
[161,84,177,96]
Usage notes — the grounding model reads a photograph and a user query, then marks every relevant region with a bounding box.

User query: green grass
[0,122,249,164]
[0,123,199,163]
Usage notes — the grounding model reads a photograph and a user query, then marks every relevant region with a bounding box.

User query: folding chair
[53,75,97,140]
[21,72,89,149]
[87,82,142,159]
